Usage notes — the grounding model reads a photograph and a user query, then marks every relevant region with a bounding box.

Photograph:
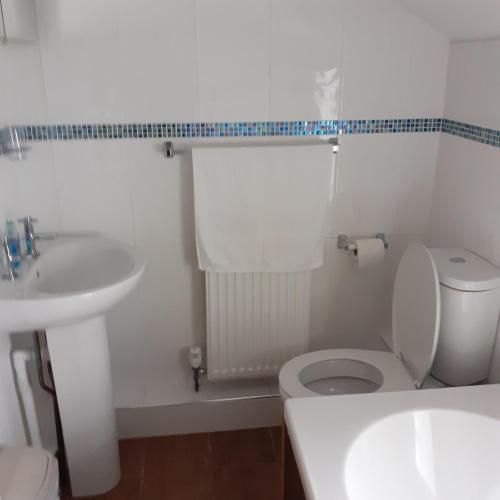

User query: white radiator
[206,271,311,380]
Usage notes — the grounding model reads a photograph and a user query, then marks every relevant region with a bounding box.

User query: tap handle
[18,216,38,225]
[18,216,38,235]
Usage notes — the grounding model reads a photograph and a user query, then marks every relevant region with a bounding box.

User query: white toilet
[0,446,59,500]
[279,243,500,400]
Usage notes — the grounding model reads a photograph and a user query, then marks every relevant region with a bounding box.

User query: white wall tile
[115,0,199,122]
[340,0,448,120]
[309,239,335,347]
[0,163,19,225]
[341,0,413,118]
[0,43,48,124]
[335,133,440,238]
[405,20,449,117]
[51,141,135,244]
[36,0,124,123]
[106,279,148,407]
[430,135,500,266]
[394,133,440,235]
[269,0,342,120]
[445,40,500,129]
[195,0,270,122]
[328,250,394,348]
[334,134,404,236]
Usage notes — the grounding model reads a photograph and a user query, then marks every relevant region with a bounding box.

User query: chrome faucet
[18,216,39,258]
[2,233,18,280]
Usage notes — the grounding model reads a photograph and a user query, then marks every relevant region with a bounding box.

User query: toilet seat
[279,243,441,400]
[279,349,415,399]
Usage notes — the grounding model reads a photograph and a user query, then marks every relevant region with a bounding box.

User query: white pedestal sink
[0,235,145,497]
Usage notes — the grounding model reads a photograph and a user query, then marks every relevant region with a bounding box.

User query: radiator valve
[188,346,204,392]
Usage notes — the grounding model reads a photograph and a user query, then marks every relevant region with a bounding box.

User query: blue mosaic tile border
[442,119,500,148]
[17,118,499,148]
[17,118,442,142]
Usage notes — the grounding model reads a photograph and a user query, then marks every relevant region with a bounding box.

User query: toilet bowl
[280,243,500,401]
[0,446,59,500]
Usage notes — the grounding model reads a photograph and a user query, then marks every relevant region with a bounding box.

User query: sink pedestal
[46,315,120,497]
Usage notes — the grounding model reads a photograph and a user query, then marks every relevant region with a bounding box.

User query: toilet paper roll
[354,238,386,269]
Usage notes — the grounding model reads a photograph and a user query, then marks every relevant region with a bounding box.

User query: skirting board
[116,395,283,438]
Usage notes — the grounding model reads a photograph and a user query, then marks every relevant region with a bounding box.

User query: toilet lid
[392,243,441,388]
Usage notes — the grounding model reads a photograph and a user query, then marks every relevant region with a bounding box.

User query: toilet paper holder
[337,233,389,254]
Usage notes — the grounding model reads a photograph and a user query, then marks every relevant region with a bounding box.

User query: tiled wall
[430,40,500,269]
[0,0,449,429]
[429,40,500,381]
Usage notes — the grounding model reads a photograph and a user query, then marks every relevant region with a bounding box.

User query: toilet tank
[430,249,500,386]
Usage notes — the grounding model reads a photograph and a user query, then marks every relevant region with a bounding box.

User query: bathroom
[1,0,500,499]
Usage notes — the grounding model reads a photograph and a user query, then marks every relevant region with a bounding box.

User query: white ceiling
[392,0,500,42]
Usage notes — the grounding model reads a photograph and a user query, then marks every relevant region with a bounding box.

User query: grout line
[137,467,145,500]
[192,0,202,123]
[268,426,280,462]
[207,431,212,454]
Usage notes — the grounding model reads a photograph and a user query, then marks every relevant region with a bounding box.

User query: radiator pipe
[12,350,43,448]
[33,332,55,395]
[33,331,70,489]
[193,367,201,392]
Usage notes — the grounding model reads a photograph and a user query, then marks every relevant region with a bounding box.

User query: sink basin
[0,236,144,331]
[0,235,144,496]
[345,409,500,500]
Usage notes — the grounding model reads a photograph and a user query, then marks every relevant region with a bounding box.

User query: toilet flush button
[450,257,466,263]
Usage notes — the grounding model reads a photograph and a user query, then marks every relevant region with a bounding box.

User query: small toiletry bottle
[5,220,21,269]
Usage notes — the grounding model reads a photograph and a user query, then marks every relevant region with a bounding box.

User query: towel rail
[162,136,339,159]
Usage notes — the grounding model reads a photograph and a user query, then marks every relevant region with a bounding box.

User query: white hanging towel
[192,144,334,272]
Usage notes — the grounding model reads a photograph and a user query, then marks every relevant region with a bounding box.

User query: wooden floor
[63,427,282,500]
